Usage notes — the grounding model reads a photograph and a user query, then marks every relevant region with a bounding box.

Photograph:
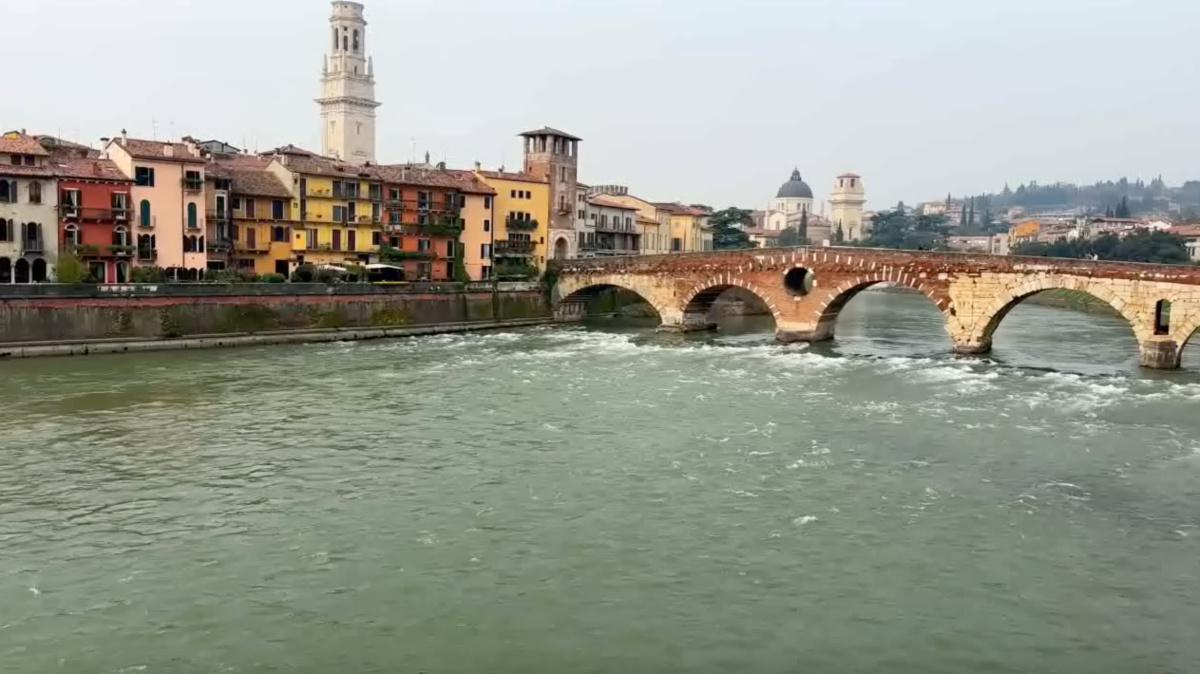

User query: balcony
[208,239,234,254]
[138,215,156,229]
[505,217,539,232]
[22,237,44,254]
[108,245,135,257]
[136,248,157,262]
[237,241,271,254]
[69,244,102,257]
[60,206,132,222]
[207,212,231,224]
[494,239,535,257]
[182,177,204,191]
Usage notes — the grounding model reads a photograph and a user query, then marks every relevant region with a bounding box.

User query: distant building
[764,169,814,232]
[829,173,867,241]
[583,195,641,256]
[949,234,1009,255]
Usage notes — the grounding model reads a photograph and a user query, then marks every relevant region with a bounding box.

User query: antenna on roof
[151,119,158,141]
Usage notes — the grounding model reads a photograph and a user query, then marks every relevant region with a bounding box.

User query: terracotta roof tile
[0,132,50,156]
[52,156,131,182]
[265,147,379,179]
[518,127,582,141]
[208,156,291,198]
[443,170,498,196]
[115,137,206,164]
[477,169,548,185]
[587,194,640,211]
[653,202,710,217]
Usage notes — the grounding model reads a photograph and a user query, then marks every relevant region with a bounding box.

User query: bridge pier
[553,302,586,323]
[775,320,834,345]
[658,311,717,333]
[1139,337,1181,370]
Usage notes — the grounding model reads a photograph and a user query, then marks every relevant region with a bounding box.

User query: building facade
[520,127,580,261]
[654,202,713,252]
[449,169,498,280]
[52,148,135,283]
[477,170,549,278]
[103,135,208,278]
[266,145,381,268]
[584,195,641,256]
[0,131,57,283]
[829,173,867,241]
[318,1,380,164]
[375,165,465,281]
[589,186,670,255]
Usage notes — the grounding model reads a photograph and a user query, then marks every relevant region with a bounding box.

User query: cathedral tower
[830,173,867,241]
[318,1,380,164]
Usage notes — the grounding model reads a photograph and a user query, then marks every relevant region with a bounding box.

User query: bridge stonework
[552,247,1200,370]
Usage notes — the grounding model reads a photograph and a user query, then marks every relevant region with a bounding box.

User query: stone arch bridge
[551,247,1200,369]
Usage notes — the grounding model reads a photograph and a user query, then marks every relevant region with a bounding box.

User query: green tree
[54,252,92,284]
[799,209,809,242]
[708,207,756,249]
[1115,196,1132,218]
[777,226,805,247]
[1014,230,1189,264]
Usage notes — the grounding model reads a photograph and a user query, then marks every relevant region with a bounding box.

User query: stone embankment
[0,282,551,358]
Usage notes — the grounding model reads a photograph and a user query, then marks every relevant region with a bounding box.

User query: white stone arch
[551,234,571,261]
[554,273,673,322]
[681,274,783,328]
[968,274,1150,348]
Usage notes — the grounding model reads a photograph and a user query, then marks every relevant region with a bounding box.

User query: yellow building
[1009,220,1041,248]
[207,156,296,276]
[265,145,383,267]
[476,169,550,277]
[654,202,714,252]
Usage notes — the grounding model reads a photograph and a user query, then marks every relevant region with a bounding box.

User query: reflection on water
[2,288,1199,673]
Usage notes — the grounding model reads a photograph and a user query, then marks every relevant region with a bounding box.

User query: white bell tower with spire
[318,1,380,164]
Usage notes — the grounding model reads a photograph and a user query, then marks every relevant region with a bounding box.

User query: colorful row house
[206,155,296,277]
[0,132,57,283]
[102,134,208,279]
[476,170,550,279]
[52,145,135,283]
[374,165,468,281]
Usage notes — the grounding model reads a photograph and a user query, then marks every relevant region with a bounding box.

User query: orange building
[374,165,465,281]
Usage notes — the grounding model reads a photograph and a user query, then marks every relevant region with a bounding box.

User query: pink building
[103,134,207,278]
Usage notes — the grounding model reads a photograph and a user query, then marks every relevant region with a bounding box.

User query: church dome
[776,169,814,199]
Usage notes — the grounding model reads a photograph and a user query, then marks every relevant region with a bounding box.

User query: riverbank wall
[0,283,551,358]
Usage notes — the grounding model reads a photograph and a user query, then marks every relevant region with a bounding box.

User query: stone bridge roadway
[551,247,1200,369]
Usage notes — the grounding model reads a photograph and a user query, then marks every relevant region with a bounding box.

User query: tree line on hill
[953,175,1200,222]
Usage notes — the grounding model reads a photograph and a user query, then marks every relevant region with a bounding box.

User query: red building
[51,147,135,282]
[374,165,463,281]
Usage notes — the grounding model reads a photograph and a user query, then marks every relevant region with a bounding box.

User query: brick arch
[681,275,782,326]
[968,275,1149,348]
[808,269,954,340]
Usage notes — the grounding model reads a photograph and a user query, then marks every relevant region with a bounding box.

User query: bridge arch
[806,271,953,343]
[553,274,671,324]
[961,275,1150,355]
[681,275,782,330]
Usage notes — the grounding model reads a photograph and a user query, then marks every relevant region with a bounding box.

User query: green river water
[2,289,1199,673]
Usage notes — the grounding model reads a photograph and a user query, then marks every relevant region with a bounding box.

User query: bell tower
[520,127,581,255]
[318,1,380,164]
[830,173,867,241]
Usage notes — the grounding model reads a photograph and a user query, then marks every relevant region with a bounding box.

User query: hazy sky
[4,0,1198,209]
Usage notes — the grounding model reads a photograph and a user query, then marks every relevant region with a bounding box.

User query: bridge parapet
[554,247,1200,370]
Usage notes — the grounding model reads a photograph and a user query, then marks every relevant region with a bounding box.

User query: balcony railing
[182,178,204,191]
[22,237,43,253]
[136,248,157,261]
[208,239,233,254]
[139,215,156,229]
[494,240,535,256]
[505,217,539,232]
[108,245,135,257]
[237,241,271,254]
[207,212,231,224]
[60,206,133,221]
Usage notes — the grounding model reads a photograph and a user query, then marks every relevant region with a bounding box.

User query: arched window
[353,29,359,52]
[113,225,129,247]
[31,258,47,283]
[333,27,339,51]
[0,180,10,202]
[343,35,348,51]
[1155,300,1172,336]
[140,199,152,228]
[0,218,9,242]
[187,203,198,229]
[28,181,41,204]
[64,224,81,247]
[198,236,205,253]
